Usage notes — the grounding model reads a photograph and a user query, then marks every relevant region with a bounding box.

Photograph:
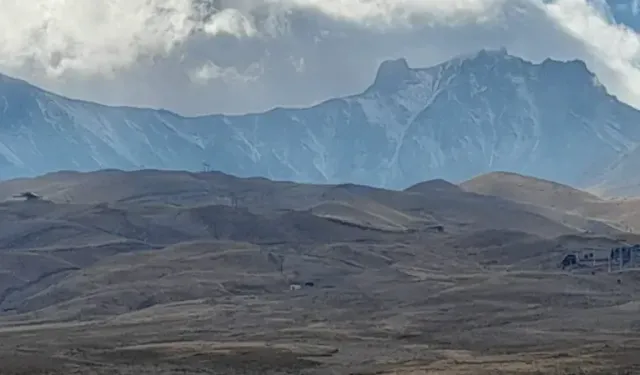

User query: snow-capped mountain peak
[1,50,640,193]
[369,57,417,92]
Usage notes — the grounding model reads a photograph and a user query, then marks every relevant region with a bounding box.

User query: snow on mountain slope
[1,49,640,189]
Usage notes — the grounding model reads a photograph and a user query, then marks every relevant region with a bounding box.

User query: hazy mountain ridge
[2,49,640,190]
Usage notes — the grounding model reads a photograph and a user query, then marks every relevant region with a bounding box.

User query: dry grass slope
[462,171,640,234]
[0,169,638,373]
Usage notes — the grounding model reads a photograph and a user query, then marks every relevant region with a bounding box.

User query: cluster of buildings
[561,244,640,272]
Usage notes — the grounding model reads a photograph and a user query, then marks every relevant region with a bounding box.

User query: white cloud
[0,0,258,77]
[545,0,640,107]
[1,0,640,115]
[189,60,263,84]
[282,0,507,28]
[202,8,257,37]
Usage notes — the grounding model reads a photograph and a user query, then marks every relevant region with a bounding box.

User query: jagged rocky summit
[1,49,640,192]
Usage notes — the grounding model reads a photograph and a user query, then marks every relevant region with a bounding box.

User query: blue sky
[603,0,640,28]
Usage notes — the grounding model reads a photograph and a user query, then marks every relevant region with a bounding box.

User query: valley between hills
[0,169,639,374]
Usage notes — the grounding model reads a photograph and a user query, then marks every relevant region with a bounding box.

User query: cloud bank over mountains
[0,0,639,115]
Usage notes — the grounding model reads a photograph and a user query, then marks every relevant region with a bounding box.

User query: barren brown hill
[462,171,640,234]
[0,169,639,374]
[461,172,601,211]
[1,169,579,236]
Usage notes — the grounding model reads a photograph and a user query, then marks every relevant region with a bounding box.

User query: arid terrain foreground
[0,169,639,374]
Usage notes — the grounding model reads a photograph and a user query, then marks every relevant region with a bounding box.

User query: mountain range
[2,48,640,194]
